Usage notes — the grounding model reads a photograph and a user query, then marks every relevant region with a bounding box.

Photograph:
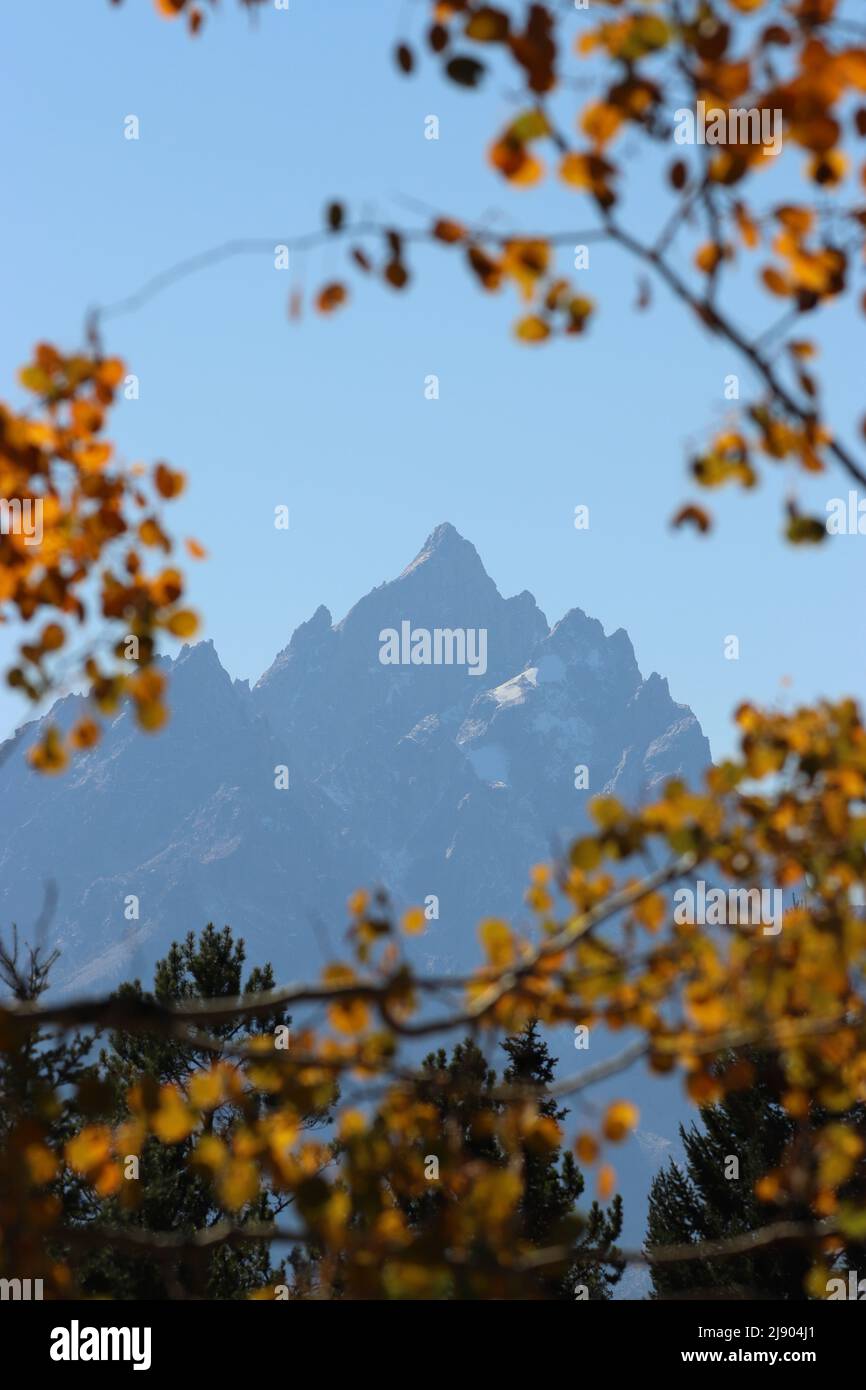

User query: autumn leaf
[515,314,550,343]
[478,918,516,969]
[152,1085,197,1144]
[188,1067,225,1112]
[66,1126,112,1178]
[446,55,485,87]
[70,718,101,751]
[28,726,68,775]
[433,218,465,244]
[401,907,426,935]
[575,1132,599,1164]
[166,609,199,638]
[466,7,509,42]
[317,283,348,313]
[603,1101,639,1143]
[217,1157,259,1211]
[597,1164,616,1200]
[154,462,185,499]
[672,503,712,534]
[395,43,414,74]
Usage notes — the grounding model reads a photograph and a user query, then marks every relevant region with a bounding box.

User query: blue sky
[2,0,864,759]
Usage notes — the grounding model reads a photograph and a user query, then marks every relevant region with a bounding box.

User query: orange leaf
[401,907,426,935]
[317,283,348,313]
[154,463,185,499]
[603,1100,639,1143]
[166,609,198,639]
[515,315,550,343]
[597,1163,616,1200]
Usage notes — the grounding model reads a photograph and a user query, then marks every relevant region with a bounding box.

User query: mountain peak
[426,521,464,550]
[293,604,333,641]
[398,523,488,582]
[175,639,225,673]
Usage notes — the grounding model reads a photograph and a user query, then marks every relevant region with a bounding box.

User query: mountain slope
[0,523,711,992]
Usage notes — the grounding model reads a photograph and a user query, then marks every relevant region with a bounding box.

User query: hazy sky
[2,0,864,758]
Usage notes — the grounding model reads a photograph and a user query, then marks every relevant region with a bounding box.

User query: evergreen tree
[645,1051,866,1299]
[74,924,325,1299]
[407,1021,623,1299]
[399,1037,502,1238]
[0,929,95,1147]
[0,928,98,1233]
[500,1020,623,1299]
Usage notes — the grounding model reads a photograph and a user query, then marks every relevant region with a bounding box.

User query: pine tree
[399,1037,501,1238]
[407,1022,623,1299]
[0,928,98,1235]
[0,929,95,1146]
[74,924,325,1299]
[645,1051,862,1300]
[500,1020,623,1299]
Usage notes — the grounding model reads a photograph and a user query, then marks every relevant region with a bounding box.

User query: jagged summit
[398,522,491,585]
[0,522,714,1264]
[175,638,223,669]
[288,603,333,646]
[541,609,640,686]
[0,523,710,1003]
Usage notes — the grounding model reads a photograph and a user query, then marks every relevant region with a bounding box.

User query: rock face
[0,523,711,993]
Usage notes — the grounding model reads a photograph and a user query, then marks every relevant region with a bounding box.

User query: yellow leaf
[479,918,515,968]
[25,1141,58,1185]
[188,1068,225,1112]
[70,718,101,752]
[755,1173,780,1202]
[28,727,68,775]
[193,1134,228,1173]
[339,1109,366,1140]
[267,1116,299,1165]
[603,1100,639,1143]
[136,699,168,733]
[575,1132,599,1164]
[95,1162,123,1197]
[166,609,198,639]
[633,891,666,931]
[66,1125,112,1177]
[515,315,550,343]
[560,152,593,189]
[581,101,622,146]
[469,1168,521,1223]
[217,1157,259,1211]
[152,1085,197,1144]
[597,1163,616,1200]
[328,997,370,1035]
[401,907,426,935]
